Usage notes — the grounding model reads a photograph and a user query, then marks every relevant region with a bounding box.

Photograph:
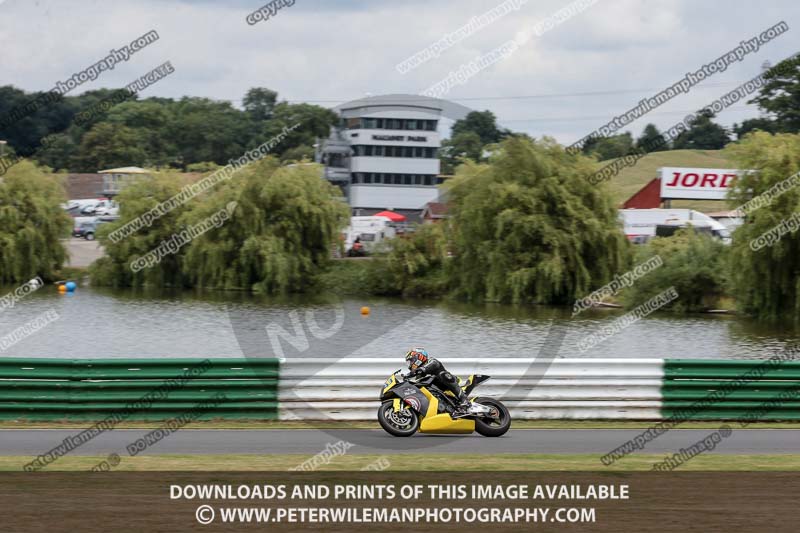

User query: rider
[404,348,471,415]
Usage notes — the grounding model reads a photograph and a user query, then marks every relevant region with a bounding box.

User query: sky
[0,0,798,144]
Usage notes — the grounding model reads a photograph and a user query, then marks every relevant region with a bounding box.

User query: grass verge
[2,420,800,430]
[2,454,800,471]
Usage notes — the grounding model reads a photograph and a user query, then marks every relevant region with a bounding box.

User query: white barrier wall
[278,358,665,420]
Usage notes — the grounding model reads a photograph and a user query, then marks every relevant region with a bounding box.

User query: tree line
[441,55,800,166]
[0,86,336,173]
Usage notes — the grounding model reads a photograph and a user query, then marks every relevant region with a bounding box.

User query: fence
[0,357,798,421]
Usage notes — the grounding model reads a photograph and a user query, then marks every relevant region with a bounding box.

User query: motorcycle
[377,369,511,437]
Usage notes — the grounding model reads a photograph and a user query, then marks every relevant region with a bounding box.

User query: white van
[620,209,731,244]
[344,216,398,253]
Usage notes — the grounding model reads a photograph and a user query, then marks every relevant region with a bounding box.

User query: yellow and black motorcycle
[377,369,511,437]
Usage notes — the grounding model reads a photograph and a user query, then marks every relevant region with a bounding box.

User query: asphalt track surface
[1,429,799,455]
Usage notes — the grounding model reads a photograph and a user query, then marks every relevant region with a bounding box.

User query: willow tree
[725,132,800,320]
[445,136,630,304]
[90,171,195,288]
[182,160,350,292]
[0,161,70,283]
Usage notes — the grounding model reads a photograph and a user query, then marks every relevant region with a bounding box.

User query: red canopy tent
[374,210,406,222]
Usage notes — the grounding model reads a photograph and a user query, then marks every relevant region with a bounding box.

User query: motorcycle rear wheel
[377,400,419,437]
[473,397,511,437]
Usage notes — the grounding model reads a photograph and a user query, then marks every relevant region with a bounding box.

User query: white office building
[317,94,468,217]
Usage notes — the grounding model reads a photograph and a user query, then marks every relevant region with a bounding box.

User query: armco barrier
[279,358,663,420]
[663,359,800,420]
[0,358,280,421]
[0,357,798,421]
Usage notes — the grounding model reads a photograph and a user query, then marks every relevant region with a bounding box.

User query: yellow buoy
[58,284,67,293]
[360,306,370,316]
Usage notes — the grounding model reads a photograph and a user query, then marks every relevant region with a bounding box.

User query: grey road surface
[63,237,104,268]
[1,429,798,456]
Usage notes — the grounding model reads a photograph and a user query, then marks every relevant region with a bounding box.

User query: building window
[363,118,377,129]
[374,146,384,156]
[436,176,445,184]
[423,176,433,185]
[414,175,422,185]
[376,118,384,129]
[365,145,373,156]
[403,175,412,185]
[364,174,372,184]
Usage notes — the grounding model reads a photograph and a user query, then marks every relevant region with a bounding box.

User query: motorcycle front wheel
[377,400,419,437]
[473,397,511,437]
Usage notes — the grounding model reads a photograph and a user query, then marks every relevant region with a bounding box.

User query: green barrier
[663,359,800,421]
[0,358,280,421]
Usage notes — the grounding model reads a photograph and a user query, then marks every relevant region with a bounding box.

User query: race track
[1,429,799,455]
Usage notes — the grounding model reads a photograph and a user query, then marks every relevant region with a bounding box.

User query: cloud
[1,0,798,144]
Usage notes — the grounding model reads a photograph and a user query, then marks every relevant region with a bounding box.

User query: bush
[92,159,349,293]
[621,229,727,313]
[723,132,800,319]
[446,136,631,304]
[318,223,450,298]
[0,161,71,283]
[89,171,195,288]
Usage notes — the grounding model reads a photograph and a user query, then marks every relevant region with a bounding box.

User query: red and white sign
[660,167,740,200]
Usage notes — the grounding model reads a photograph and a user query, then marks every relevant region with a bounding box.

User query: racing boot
[451,395,472,418]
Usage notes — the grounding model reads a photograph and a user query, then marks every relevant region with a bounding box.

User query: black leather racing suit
[407,357,469,407]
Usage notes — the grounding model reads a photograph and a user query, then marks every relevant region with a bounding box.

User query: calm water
[0,284,798,360]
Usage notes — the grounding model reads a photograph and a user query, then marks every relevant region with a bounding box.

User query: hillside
[596,149,736,213]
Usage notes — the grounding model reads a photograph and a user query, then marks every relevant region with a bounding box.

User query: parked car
[80,199,118,216]
[73,217,116,240]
